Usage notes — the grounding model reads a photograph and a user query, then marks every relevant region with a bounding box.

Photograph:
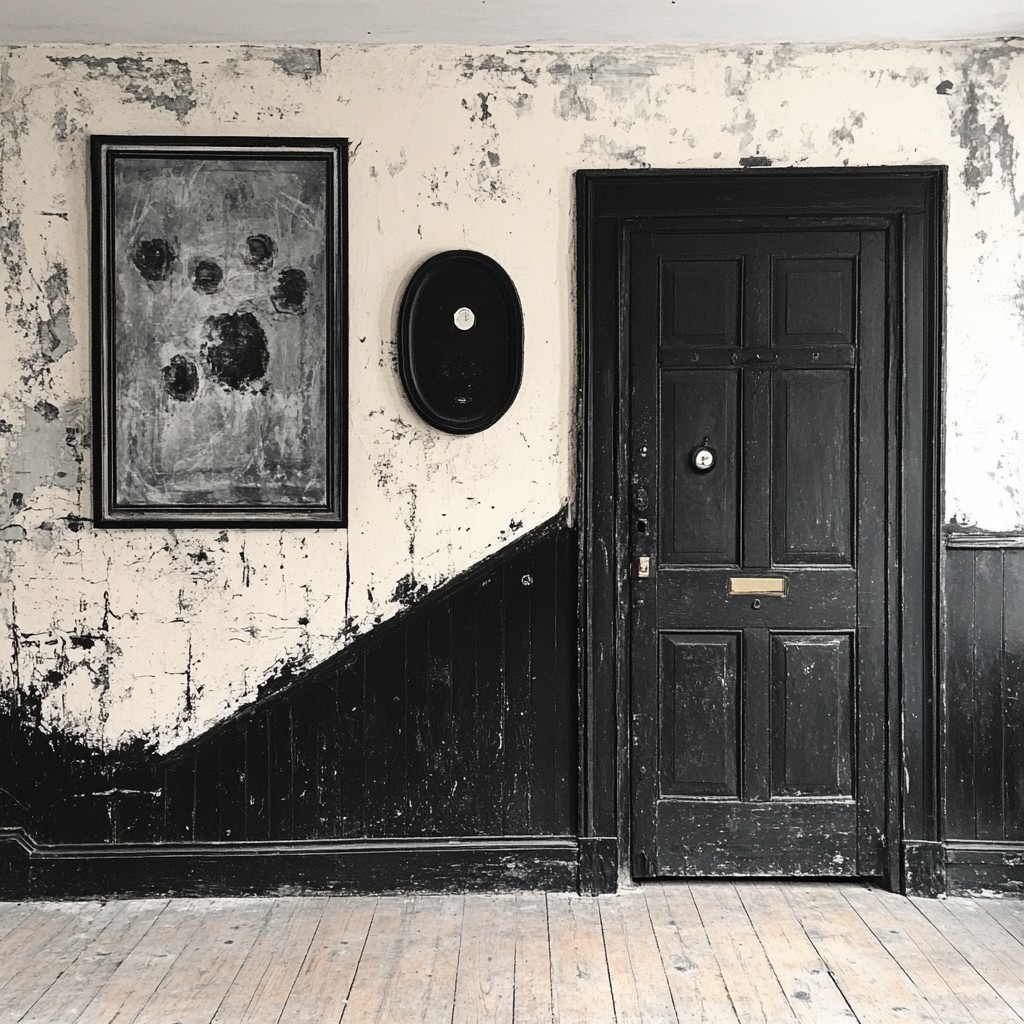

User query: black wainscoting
[1,514,580,897]
[943,534,1024,895]
[161,515,578,843]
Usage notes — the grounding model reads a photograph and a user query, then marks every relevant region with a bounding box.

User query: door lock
[637,556,651,578]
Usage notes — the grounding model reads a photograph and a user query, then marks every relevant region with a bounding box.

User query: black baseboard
[903,839,946,897]
[945,841,1024,897]
[578,837,618,894]
[0,830,579,899]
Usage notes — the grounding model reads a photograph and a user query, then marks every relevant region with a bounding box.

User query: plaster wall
[0,40,1021,754]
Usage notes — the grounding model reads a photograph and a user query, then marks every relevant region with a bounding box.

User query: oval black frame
[398,249,524,434]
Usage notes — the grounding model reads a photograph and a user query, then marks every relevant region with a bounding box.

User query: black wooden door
[630,225,888,877]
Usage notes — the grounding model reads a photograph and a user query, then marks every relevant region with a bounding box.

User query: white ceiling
[1,0,1022,47]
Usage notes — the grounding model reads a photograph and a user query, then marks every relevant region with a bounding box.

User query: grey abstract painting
[92,137,347,527]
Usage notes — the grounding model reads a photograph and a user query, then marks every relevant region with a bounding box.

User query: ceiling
[2,0,1022,47]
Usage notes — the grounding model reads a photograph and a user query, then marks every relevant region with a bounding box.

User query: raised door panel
[660,370,740,565]
[660,633,740,797]
[661,258,742,349]
[772,369,854,565]
[770,633,854,799]
[773,257,856,347]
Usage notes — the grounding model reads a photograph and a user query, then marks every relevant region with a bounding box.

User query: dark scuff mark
[509,518,524,533]
[65,514,85,533]
[829,111,866,149]
[36,263,77,363]
[937,80,954,95]
[580,134,650,168]
[391,573,428,607]
[0,420,12,433]
[33,400,59,422]
[257,651,314,701]
[46,55,196,122]
[740,155,773,167]
[457,53,537,86]
[70,635,98,649]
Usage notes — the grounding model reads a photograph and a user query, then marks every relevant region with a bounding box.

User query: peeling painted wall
[1,40,1022,755]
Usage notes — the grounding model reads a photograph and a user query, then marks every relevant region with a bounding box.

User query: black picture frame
[398,250,523,434]
[91,135,348,528]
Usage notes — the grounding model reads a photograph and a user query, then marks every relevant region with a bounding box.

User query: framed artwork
[90,136,347,527]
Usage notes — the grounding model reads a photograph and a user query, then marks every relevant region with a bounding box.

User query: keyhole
[636,519,649,535]
[752,599,761,609]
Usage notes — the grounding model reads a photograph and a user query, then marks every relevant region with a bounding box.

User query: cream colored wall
[1,40,1021,752]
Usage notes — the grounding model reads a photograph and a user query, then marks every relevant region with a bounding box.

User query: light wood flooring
[0,882,1022,1023]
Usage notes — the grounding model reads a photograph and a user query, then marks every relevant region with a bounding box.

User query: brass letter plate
[728,576,788,596]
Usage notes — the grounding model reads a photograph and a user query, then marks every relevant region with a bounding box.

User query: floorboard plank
[510,893,552,1024]
[75,899,210,1024]
[0,903,104,997]
[0,902,113,1024]
[598,889,677,1024]
[547,894,615,1024]
[343,895,463,1023]
[453,894,517,1024]
[688,882,797,1023]
[212,897,327,1024]
[735,883,856,1023]
[132,899,273,1024]
[278,896,377,1024]
[975,896,1024,949]
[861,888,1024,1024]
[913,896,1024,1013]
[785,884,941,1023]
[17,900,168,1024]
[0,904,34,946]
[842,886,980,1024]
[646,882,734,1023]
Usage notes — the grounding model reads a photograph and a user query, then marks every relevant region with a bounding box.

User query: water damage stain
[46,55,197,121]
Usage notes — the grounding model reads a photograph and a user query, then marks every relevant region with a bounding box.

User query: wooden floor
[1,882,1023,1023]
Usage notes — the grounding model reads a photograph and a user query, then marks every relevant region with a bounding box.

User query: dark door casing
[576,170,944,893]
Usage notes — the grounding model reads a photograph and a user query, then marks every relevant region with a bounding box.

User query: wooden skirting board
[0,829,580,899]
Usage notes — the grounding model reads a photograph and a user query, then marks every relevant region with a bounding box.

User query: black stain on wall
[243,233,276,271]
[190,258,224,294]
[740,155,773,167]
[937,80,954,95]
[32,401,59,422]
[391,573,428,606]
[270,269,308,315]
[162,354,200,402]
[131,238,178,282]
[201,311,270,392]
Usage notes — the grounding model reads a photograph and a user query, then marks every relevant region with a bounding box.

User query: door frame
[575,168,946,893]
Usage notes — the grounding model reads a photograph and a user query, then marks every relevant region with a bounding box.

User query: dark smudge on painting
[111,155,329,507]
